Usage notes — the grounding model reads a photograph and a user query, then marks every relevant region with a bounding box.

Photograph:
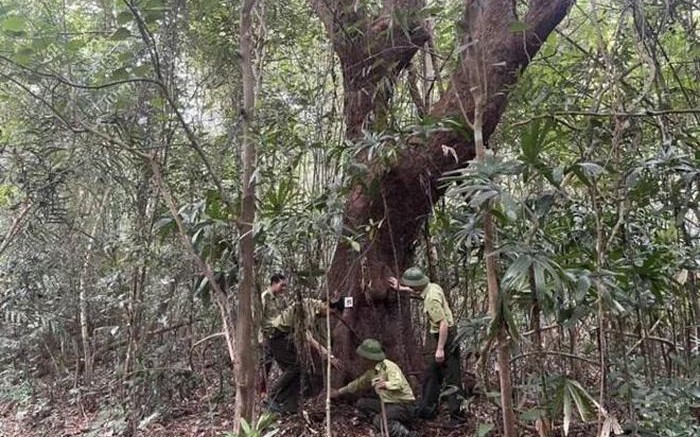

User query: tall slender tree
[234,0,259,427]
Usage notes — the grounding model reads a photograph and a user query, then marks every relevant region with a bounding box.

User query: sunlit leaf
[2,16,27,32]
[477,423,494,437]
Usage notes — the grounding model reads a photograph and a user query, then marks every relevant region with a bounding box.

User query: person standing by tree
[259,273,288,393]
[330,338,418,437]
[266,297,344,414]
[389,267,467,425]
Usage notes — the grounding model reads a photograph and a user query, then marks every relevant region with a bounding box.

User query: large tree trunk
[313,0,576,375]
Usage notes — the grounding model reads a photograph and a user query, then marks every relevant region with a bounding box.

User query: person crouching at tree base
[331,339,418,437]
[266,297,344,414]
[390,267,468,426]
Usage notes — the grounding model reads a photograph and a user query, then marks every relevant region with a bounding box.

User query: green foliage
[615,376,700,437]
[0,365,32,404]
[550,376,600,436]
[224,413,279,437]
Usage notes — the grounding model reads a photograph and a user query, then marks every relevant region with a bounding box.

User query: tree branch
[0,199,32,258]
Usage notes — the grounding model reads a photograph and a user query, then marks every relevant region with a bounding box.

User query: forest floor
[0,356,599,437]
[0,389,597,437]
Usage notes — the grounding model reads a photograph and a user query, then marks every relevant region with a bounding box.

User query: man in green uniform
[330,339,418,437]
[389,267,466,425]
[261,273,287,333]
[267,297,344,414]
[260,273,288,392]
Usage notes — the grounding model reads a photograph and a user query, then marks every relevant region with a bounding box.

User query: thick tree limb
[309,0,429,138]
[331,0,576,294]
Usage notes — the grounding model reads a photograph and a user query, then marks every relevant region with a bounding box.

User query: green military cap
[400,267,429,287]
[356,338,386,361]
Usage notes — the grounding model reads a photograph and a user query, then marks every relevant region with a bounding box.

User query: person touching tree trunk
[266,298,345,414]
[389,267,466,426]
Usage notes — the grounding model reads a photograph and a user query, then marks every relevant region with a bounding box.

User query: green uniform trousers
[356,397,415,437]
[416,328,466,420]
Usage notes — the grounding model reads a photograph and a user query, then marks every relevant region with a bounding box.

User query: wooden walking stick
[379,397,390,437]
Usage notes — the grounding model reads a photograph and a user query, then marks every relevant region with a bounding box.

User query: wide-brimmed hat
[356,338,386,361]
[400,267,429,287]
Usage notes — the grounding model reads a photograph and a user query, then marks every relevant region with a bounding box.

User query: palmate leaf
[600,415,623,437]
[239,418,251,435]
[520,117,555,164]
[502,254,532,291]
[486,290,520,342]
[567,381,595,422]
[469,189,499,209]
[553,377,603,436]
[450,316,491,354]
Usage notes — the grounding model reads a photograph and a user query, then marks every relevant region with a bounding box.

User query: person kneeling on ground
[330,339,418,437]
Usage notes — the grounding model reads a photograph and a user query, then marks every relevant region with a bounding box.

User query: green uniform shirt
[421,283,454,334]
[270,298,323,334]
[261,288,284,334]
[338,359,415,404]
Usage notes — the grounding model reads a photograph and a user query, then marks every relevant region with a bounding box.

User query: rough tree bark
[234,0,259,428]
[312,0,576,376]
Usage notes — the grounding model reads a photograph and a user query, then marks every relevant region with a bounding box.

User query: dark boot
[372,416,415,437]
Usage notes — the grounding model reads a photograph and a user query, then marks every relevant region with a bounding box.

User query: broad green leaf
[111,67,129,81]
[144,11,165,24]
[500,192,518,221]
[575,274,591,300]
[477,423,494,437]
[117,11,133,25]
[569,379,601,412]
[2,16,27,32]
[469,189,499,209]
[567,382,594,421]
[502,254,531,289]
[111,27,132,41]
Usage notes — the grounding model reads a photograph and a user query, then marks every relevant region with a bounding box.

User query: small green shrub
[223,412,279,437]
